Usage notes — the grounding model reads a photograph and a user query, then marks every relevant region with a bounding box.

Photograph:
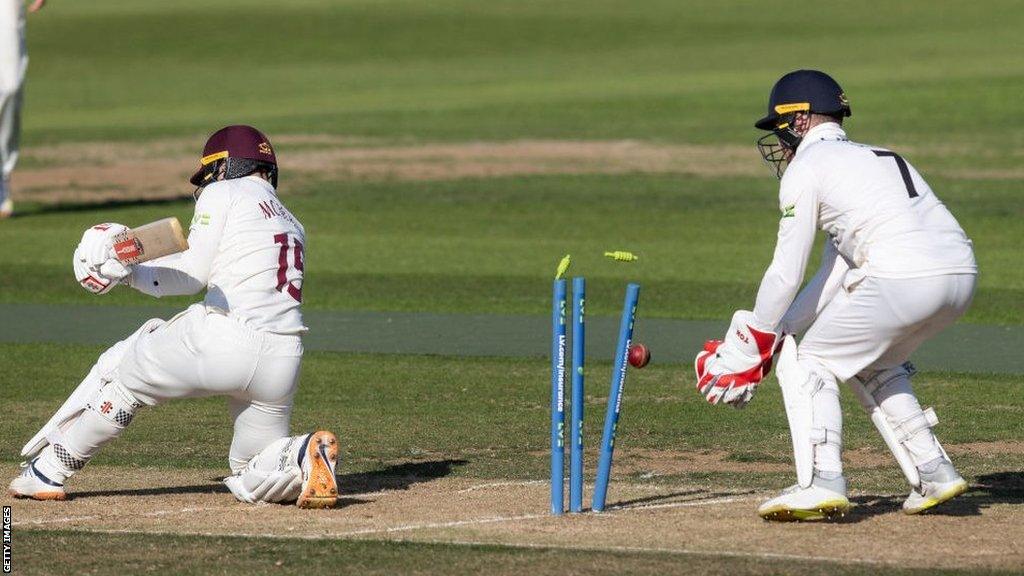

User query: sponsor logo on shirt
[191,213,211,227]
[781,204,796,218]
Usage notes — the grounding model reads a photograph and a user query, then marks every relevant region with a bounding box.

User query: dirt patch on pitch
[5,462,1023,571]
[946,440,1024,457]
[12,136,1015,205]
[10,136,761,204]
[292,139,760,182]
[614,449,791,474]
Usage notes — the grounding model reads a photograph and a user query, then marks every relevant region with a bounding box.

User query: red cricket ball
[628,343,650,368]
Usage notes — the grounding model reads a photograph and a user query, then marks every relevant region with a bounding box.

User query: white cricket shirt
[128,176,307,335]
[754,123,976,330]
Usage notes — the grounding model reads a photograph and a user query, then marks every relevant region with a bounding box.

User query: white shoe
[758,476,850,522]
[8,460,67,501]
[903,460,967,514]
[0,198,12,219]
[296,430,339,509]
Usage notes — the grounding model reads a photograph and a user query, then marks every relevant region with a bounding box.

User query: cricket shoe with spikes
[296,430,339,509]
[8,460,67,501]
[758,474,850,522]
[903,459,967,515]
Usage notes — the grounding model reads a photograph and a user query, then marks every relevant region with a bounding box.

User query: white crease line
[456,480,547,493]
[611,495,760,512]
[12,493,957,568]
[334,513,549,536]
[13,514,102,526]
[11,492,755,528]
[340,490,389,498]
[335,494,759,536]
[12,505,246,527]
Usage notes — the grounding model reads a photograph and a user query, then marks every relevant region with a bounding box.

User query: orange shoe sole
[296,431,339,509]
[9,489,66,501]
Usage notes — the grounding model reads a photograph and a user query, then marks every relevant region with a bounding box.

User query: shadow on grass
[66,459,467,502]
[969,470,1024,510]
[69,482,229,500]
[842,471,1024,522]
[12,195,191,217]
[338,459,469,495]
[609,488,758,511]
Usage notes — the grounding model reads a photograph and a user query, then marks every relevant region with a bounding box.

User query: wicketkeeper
[9,125,340,508]
[694,70,977,520]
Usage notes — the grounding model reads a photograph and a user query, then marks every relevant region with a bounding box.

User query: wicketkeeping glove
[694,310,779,408]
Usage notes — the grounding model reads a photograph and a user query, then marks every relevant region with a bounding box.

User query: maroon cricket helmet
[189,125,278,187]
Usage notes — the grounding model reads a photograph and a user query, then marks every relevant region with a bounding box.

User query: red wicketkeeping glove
[694,311,779,408]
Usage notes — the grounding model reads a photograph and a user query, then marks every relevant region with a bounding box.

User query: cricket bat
[111,217,189,264]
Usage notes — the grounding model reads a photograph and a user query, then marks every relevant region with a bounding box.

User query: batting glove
[73,223,132,294]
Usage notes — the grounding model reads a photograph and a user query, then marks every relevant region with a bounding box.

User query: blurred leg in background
[0,0,33,218]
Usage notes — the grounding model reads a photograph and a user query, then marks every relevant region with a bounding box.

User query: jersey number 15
[274,233,304,302]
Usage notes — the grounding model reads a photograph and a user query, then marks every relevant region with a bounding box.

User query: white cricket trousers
[799,273,976,382]
[119,304,304,472]
[795,273,975,475]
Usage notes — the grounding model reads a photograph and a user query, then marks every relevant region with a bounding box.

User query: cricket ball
[628,344,650,368]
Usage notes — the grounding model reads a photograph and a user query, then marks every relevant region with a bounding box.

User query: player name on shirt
[258,198,299,227]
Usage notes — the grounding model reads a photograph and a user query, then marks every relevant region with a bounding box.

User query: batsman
[694,71,977,520]
[9,125,340,508]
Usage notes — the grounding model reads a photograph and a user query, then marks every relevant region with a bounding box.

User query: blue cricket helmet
[755,70,851,130]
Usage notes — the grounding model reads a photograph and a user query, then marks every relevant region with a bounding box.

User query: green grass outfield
[3,174,1023,324]
[5,1,1024,574]
[23,0,1024,156]
[13,531,974,576]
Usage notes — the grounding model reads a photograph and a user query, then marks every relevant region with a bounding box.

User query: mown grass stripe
[1,303,1021,373]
